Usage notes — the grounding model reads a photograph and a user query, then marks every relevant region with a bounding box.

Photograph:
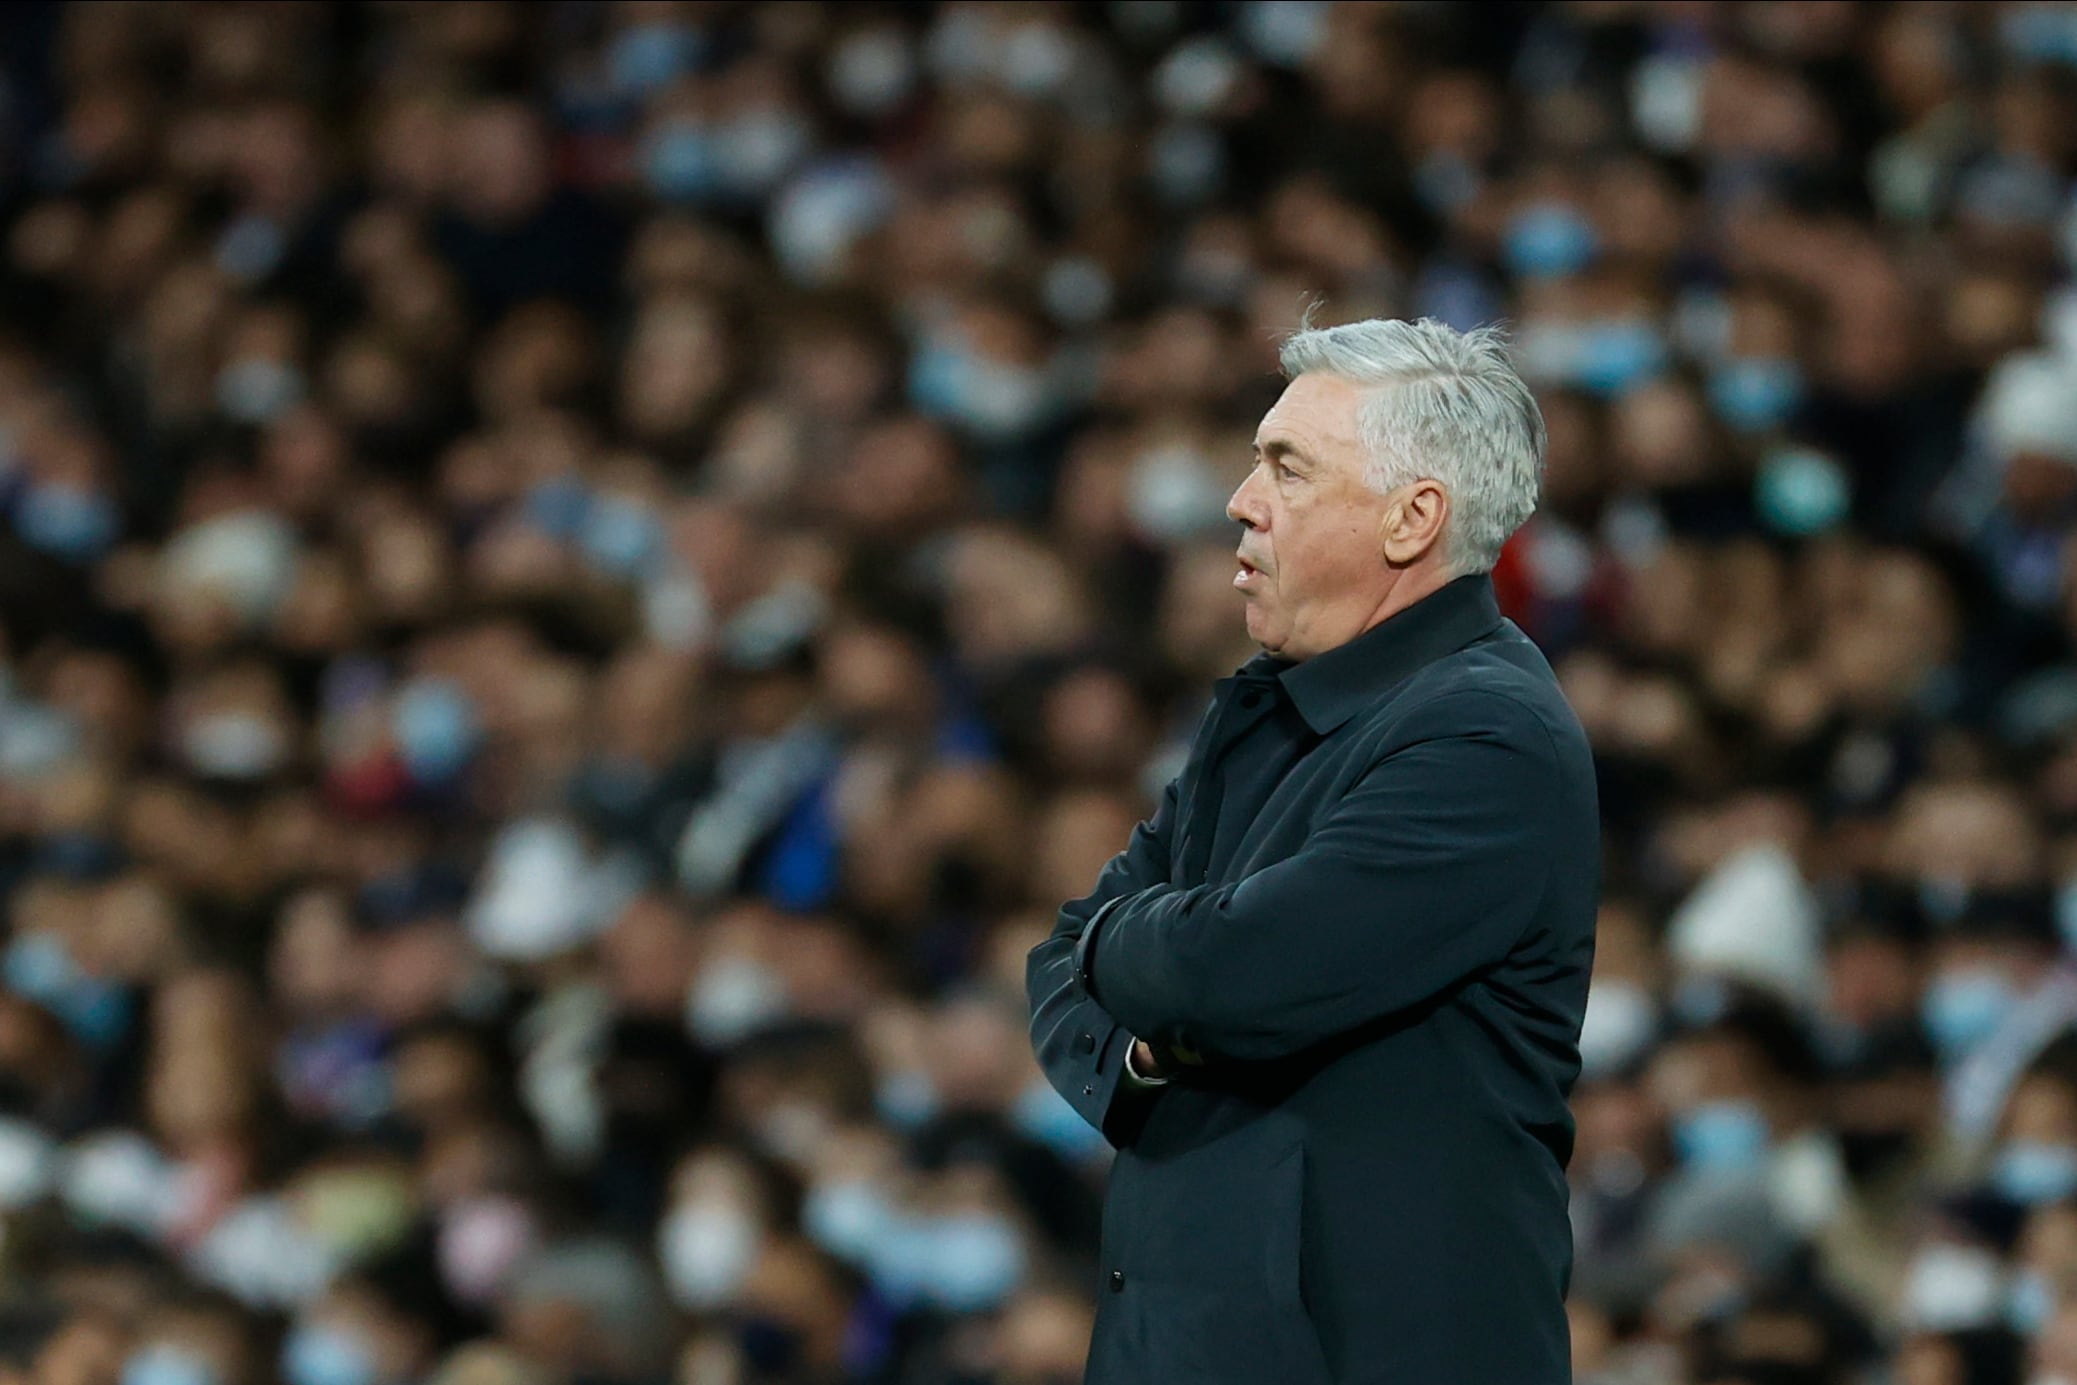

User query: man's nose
[1227,471,1265,530]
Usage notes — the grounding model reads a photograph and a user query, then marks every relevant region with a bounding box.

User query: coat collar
[1246,574,1505,735]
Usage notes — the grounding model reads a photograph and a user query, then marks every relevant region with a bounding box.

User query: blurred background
[1,2,2077,1383]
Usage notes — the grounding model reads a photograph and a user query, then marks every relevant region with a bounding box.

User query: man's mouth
[1235,554,1263,589]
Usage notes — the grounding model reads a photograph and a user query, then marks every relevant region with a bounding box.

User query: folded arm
[1026,777,1180,1144]
[1078,692,1560,1064]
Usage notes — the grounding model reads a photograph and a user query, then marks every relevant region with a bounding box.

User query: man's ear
[1381,480,1449,567]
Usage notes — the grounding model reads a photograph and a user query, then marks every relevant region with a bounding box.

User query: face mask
[914,1213,1026,1312]
[770,161,895,286]
[281,1325,377,1385]
[210,205,284,280]
[873,1069,940,1131]
[1577,980,1658,1078]
[909,341,1056,442]
[1754,447,1851,537]
[1708,358,1803,433]
[16,483,118,562]
[607,22,701,96]
[2010,1267,2058,1335]
[182,712,289,781]
[523,475,590,539]
[392,678,481,786]
[1414,152,1481,215]
[1902,1242,2005,1330]
[216,359,305,425]
[578,494,664,579]
[1239,0,1329,65]
[0,1117,55,1210]
[1673,1099,1770,1174]
[437,1196,536,1305]
[2001,5,2077,64]
[803,1180,896,1265]
[826,28,916,118]
[685,955,790,1046]
[1503,203,1598,280]
[999,23,1076,97]
[1574,320,1668,397]
[1148,122,1225,206]
[1042,256,1113,327]
[644,120,717,203]
[1126,446,1230,546]
[1923,967,2015,1062]
[1994,1141,2077,1207]
[1012,1080,1111,1164]
[659,1202,762,1309]
[3,932,131,1049]
[714,108,813,199]
[123,1345,219,1385]
[1153,37,1242,118]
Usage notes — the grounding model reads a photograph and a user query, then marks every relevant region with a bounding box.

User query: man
[1027,318,1599,1384]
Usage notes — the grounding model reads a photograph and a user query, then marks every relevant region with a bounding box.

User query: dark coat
[1027,574,1599,1385]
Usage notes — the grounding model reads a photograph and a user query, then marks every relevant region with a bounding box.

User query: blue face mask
[1709,357,1804,432]
[578,495,664,579]
[523,475,590,539]
[644,121,717,203]
[913,1213,1026,1313]
[391,678,482,786]
[281,1325,376,1385]
[607,22,702,96]
[1923,968,2014,1062]
[873,1070,939,1131]
[1673,1099,1770,1173]
[1574,320,1668,397]
[802,1180,895,1266]
[2001,5,2077,64]
[123,1346,218,1385]
[15,484,118,562]
[1755,447,1851,537]
[2009,1267,2057,1335]
[3,932,131,1048]
[1012,1080,1112,1164]
[1503,202,1598,280]
[1993,1141,2077,1207]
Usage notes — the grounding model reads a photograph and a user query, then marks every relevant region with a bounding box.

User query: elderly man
[1028,318,1599,1384]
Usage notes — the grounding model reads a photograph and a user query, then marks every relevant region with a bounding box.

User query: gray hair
[1278,316,1546,577]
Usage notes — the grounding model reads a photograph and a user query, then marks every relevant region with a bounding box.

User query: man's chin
[1241,604,1279,652]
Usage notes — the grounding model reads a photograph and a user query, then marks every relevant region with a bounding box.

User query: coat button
[1076,1031,1096,1053]
[1082,1084,1095,1095]
[1239,688,1266,709]
[1108,1269,1126,1293]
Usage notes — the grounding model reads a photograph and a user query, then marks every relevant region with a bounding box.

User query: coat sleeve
[1079,691,1561,1064]
[1026,775,1179,1144]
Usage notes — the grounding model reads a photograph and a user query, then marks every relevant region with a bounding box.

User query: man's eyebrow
[1254,438,1301,460]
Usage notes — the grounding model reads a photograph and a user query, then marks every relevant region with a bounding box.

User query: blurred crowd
[4,2,2077,1384]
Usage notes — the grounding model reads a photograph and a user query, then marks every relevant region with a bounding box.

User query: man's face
[1229,373,1396,660]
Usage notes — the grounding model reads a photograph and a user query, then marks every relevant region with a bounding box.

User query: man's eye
[1277,462,1297,481]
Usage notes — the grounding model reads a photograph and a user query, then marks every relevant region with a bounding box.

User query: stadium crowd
[5,2,2077,1383]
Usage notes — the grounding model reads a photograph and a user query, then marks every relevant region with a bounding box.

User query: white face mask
[1901,1241,2005,1331]
[182,712,288,780]
[685,956,789,1046]
[659,1201,762,1309]
[1576,980,1658,1077]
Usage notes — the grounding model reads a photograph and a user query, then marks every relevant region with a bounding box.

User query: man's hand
[1129,1037,1204,1080]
